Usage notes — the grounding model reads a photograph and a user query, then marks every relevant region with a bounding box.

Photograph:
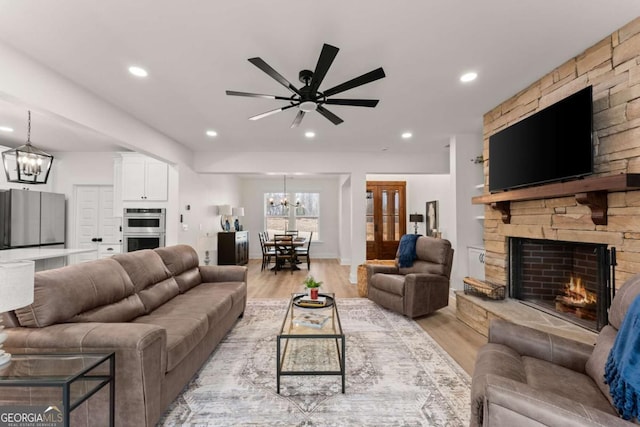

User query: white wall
[449,134,484,290]
[50,151,116,248]
[239,175,340,259]
[176,170,241,264]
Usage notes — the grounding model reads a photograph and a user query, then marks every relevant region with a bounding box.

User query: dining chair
[295,231,313,269]
[285,230,299,237]
[273,234,295,275]
[258,232,275,271]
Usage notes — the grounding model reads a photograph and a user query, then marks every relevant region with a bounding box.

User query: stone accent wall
[482,17,640,287]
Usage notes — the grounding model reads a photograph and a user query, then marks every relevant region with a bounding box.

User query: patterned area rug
[159,298,471,426]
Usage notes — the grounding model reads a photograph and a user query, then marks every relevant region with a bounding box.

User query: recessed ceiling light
[206,130,218,137]
[460,72,477,83]
[304,131,315,138]
[401,132,412,139]
[0,126,14,132]
[128,66,148,77]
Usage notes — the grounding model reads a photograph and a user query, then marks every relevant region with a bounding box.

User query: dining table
[264,236,307,271]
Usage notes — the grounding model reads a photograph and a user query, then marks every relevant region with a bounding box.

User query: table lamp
[218,204,232,231]
[232,207,244,231]
[0,260,35,366]
[409,213,424,234]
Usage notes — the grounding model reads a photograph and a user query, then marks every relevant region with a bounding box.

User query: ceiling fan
[226,43,385,128]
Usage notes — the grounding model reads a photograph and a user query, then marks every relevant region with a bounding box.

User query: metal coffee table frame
[0,352,115,427]
[277,293,345,393]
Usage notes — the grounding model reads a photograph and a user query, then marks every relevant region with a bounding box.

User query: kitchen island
[0,247,98,271]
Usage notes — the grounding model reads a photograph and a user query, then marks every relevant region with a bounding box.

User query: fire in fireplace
[555,275,597,321]
[509,238,615,331]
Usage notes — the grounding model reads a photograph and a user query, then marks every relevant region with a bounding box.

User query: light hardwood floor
[245,258,487,375]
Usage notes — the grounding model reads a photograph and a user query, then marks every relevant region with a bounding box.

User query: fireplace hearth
[509,238,615,331]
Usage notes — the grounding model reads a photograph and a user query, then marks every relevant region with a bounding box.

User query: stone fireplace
[509,238,615,331]
[458,18,640,340]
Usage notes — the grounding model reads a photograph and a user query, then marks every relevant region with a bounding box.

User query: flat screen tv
[489,85,593,193]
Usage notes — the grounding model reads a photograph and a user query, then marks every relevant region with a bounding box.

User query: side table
[0,352,115,427]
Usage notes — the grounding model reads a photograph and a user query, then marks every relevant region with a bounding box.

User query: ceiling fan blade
[226,90,291,100]
[309,44,339,94]
[248,57,301,96]
[291,111,305,128]
[316,105,344,125]
[249,104,298,121]
[323,67,386,97]
[323,98,379,107]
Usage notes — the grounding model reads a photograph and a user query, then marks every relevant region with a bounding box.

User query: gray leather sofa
[366,236,454,318]
[470,273,640,426]
[2,244,247,427]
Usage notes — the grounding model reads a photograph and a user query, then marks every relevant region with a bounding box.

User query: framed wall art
[426,200,439,237]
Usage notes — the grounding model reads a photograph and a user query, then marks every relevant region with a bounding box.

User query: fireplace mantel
[471,173,640,225]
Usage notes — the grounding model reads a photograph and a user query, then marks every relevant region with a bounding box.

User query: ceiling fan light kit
[226,43,385,128]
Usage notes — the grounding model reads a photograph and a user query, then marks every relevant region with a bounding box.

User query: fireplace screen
[509,238,615,331]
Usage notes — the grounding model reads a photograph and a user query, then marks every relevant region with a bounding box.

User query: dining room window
[265,192,320,240]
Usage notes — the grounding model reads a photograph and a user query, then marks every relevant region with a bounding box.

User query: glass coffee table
[0,352,115,427]
[277,293,345,393]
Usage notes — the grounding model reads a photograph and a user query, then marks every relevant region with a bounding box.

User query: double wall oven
[123,208,166,252]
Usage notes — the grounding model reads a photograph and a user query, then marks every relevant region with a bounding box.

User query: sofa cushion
[72,294,145,323]
[15,258,137,327]
[113,249,172,293]
[585,325,617,407]
[522,356,617,416]
[133,311,208,372]
[397,237,452,276]
[137,277,180,313]
[608,273,640,330]
[371,274,406,296]
[155,245,202,293]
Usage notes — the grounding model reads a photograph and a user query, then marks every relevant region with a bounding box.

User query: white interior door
[73,185,119,264]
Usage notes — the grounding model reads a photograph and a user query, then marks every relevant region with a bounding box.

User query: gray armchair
[365,236,454,318]
[470,273,640,426]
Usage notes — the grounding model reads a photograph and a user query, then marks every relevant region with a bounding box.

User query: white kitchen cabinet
[122,155,168,201]
[98,242,122,259]
[468,245,485,280]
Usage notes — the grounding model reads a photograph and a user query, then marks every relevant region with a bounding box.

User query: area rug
[159,298,471,426]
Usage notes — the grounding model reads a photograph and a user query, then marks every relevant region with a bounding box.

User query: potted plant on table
[303,275,323,299]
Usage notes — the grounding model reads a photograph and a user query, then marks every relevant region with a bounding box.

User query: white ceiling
[0,1,638,156]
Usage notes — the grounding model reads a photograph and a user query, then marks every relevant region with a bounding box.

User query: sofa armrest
[199,265,248,283]
[482,374,629,427]
[366,264,399,276]
[5,323,167,427]
[489,319,593,373]
[403,273,450,317]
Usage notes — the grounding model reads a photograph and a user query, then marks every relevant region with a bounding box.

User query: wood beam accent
[472,174,640,225]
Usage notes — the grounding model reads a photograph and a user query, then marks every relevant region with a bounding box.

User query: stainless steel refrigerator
[40,191,66,246]
[0,189,65,249]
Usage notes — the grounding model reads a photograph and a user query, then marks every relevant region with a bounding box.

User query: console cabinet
[218,231,249,265]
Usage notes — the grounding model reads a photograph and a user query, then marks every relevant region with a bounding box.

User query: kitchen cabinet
[468,245,485,280]
[218,231,249,265]
[121,155,168,201]
[98,242,122,259]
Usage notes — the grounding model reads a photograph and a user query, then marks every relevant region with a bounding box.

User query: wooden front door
[366,181,406,260]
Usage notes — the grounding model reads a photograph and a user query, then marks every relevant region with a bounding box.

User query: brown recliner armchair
[365,236,454,318]
[470,273,640,426]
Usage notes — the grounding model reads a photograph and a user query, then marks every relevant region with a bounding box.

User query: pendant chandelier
[2,110,54,184]
[280,174,288,207]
